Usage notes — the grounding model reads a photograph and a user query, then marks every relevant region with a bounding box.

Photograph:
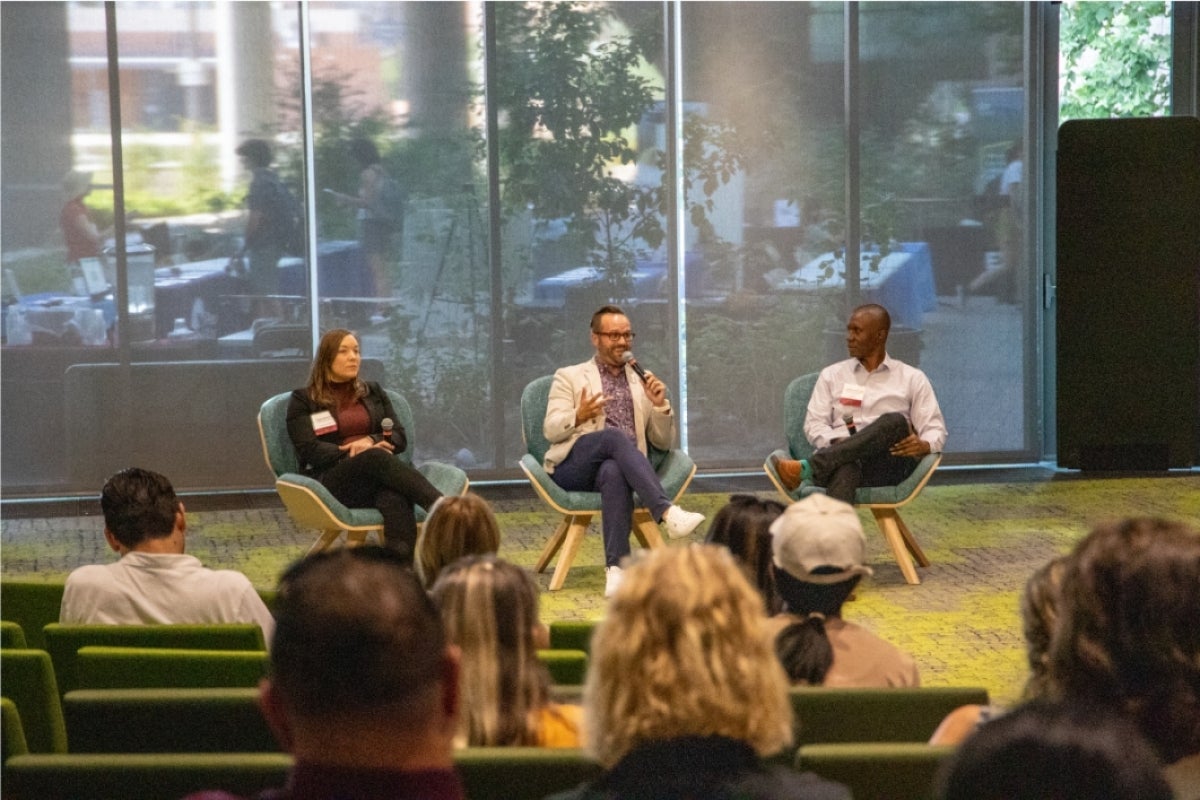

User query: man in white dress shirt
[60,467,274,641]
[772,304,947,503]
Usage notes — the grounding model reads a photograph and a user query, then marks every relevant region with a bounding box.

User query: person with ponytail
[767,494,919,687]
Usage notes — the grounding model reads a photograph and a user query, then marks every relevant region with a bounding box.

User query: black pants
[810,412,919,504]
[317,448,442,562]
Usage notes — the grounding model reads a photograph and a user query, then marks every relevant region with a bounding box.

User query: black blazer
[285,381,408,478]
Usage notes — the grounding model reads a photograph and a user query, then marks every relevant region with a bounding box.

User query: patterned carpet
[3,474,1197,708]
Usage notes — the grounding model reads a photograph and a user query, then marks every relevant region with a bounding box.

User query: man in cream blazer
[543,305,705,597]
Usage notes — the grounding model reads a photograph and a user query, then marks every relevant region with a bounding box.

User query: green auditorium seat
[73,646,269,690]
[2,695,30,759]
[548,620,597,655]
[537,649,589,685]
[0,649,68,754]
[1,620,29,649]
[795,742,958,800]
[2,752,294,800]
[455,747,602,800]
[62,687,278,753]
[3,748,604,800]
[790,686,989,745]
[0,580,66,649]
[43,622,267,695]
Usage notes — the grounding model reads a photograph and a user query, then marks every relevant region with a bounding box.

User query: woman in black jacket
[286,328,441,561]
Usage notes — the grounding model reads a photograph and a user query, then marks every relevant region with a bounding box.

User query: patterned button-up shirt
[596,357,637,443]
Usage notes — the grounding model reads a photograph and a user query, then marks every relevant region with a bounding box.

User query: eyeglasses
[597,331,636,342]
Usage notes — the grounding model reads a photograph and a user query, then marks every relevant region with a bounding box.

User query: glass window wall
[0,1,1189,498]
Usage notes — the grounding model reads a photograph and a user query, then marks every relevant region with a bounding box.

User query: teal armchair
[518,375,696,590]
[257,389,468,554]
[763,373,942,584]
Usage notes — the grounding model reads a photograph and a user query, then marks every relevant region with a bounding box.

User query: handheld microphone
[842,413,857,436]
[621,351,648,382]
[381,417,394,444]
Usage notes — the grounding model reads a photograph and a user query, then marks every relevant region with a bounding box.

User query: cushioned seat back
[548,620,597,655]
[454,747,603,800]
[257,392,298,477]
[73,647,270,690]
[1,696,30,760]
[520,376,555,464]
[259,388,419,477]
[0,649,68,753]
[795,743,958,800]
[63,688,279,754]
[43,623,267,696]
[2,752,294,799]
[0,581,66,649]
[520,375,670,470]
[790,686,989,745]
[383,389,417,466]
[536,649,588,686]
[2,620,29,649]
[785,372,820,460]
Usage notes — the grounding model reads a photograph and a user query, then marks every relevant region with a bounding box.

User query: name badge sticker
[838,383,866,407]
[310,410,337,435]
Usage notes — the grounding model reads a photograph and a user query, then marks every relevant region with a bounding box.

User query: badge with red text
[310,410,337,435]
[838,383,866,407]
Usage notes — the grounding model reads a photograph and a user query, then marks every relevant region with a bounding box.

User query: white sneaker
[662,505,705,539]
[604,565,624,598]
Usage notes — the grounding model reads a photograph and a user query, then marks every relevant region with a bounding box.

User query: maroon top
[181,762,466,800]
[332,382,371,443]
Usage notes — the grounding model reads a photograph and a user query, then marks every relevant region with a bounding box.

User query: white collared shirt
[804,355,947,452]
[60,551,274,643]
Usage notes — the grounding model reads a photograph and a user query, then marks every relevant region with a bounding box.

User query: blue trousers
[810,411,919,503]
[550,428,672,567]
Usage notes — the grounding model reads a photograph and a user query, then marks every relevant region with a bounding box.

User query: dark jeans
[810,412,920,503]
[550,428,672,567]
[318,448,441,562]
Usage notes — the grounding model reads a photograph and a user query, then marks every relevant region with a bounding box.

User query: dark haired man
[184,548,465,800]
[544,304,704,598]
[59,467,273,638]
[771,303,946,503]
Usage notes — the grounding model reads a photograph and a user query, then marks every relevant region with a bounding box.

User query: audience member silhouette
[935,699,1172,800]
[182,546,465,800]
[546,544,850,800]
[704,493,787,615]
[415,494,502,587]
[767,494,918,687]
[430,555,581,748]
[1048,517,1200,799]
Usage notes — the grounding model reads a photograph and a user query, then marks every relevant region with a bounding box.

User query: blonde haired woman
[415,494,501,587]
[430,556,581,748]
[550,545,849,800]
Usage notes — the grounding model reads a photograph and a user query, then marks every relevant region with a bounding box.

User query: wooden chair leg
[632,509,666,550]
[345,531,369,547]
[548,515,592,591]
[893,511,930,567]
[535,516,572,574]
[307,529,343,555]
[870,508,921,585]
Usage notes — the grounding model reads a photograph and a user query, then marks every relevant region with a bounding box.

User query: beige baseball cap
[769,493,873,584]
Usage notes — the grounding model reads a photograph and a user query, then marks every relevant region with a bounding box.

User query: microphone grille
[381,417,394,431]
[621,351,635,364]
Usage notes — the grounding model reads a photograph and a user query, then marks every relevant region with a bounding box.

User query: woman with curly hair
[548,544,849,800]
[1048,517,1200,799]
[430,556,580,748]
